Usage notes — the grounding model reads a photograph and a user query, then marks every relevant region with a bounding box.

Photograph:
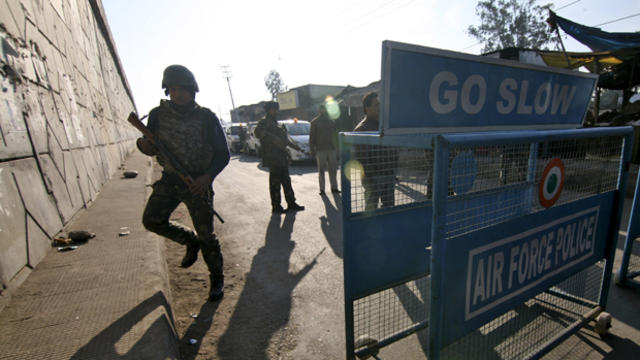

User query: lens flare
[344,160,364,182]
[325,96,341,120]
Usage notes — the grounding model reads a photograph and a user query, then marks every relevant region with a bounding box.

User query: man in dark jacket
[353,92,397,210]
[254,101,305,213]
[136,65,230,302]
[309,103,339,195]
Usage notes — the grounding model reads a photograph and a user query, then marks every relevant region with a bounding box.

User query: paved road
[172,153,640,359]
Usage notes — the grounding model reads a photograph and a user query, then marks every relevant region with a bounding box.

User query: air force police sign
[380,41,598,134]
[441,192,614,346]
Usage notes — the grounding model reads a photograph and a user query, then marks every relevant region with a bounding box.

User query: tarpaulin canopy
[547,11,640,90]
[548,11,640,52]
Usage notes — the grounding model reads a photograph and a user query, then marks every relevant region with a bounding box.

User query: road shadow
[218,212,318,359]
[320,192,343,258]
[70,291,179,360]
[179,301,221,360]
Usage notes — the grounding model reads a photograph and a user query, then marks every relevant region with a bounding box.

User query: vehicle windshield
[284,123,310,136]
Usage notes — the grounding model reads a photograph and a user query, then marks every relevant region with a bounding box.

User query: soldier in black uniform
[254,101,305,214]
[137,65,230,302]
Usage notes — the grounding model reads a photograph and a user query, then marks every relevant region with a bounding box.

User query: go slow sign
[381,41,598,134]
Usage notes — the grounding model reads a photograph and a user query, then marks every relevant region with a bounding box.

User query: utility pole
[220,65,236,111]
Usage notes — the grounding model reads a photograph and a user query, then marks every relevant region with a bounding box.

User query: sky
[102,0,640,123]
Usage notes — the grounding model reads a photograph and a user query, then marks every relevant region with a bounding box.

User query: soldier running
[136,65,230,302]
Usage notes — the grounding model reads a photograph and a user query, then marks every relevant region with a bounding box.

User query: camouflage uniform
[255,113,298,210]
[141,98,229,298]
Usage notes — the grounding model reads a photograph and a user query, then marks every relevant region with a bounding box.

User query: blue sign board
[441,192,614,346]
[380,41,598,134]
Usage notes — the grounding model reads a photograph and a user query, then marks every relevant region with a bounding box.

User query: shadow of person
[70,291,179,360]
[179,301,221,360]
[320,193,343,258]
[218,212,318,359]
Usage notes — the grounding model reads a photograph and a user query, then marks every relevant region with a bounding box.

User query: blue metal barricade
[616,171,640,288]
[341,126,632,359]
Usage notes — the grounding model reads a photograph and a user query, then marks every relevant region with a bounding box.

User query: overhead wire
[349,0,420,32]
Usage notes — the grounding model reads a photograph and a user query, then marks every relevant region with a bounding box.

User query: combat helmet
[162,65,199,93]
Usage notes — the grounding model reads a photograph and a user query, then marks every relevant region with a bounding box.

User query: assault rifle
[127,112,224,223]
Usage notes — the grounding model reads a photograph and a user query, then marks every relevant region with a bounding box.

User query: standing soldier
[136,65,230,302]
[309,103,340,195]
[255,101,305,213]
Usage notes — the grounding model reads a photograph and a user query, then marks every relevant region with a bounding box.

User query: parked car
[225,123,247,153]
[278,119,312,162]
[245,122,261,156]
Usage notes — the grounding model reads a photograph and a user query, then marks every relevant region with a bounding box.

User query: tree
[264,70,288,100]
[467,0,560,53]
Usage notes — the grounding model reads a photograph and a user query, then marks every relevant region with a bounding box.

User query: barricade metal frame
[341,127,632,360]
[616,171,640,288]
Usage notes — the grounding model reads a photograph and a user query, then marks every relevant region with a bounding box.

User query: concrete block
[39,0,59,46]
[0,163,27,285]
[23,84,48,153]
[74,148,99,201]
[40,154,74,223]
[20,0,44,27]
[0,79,32,159]
[26,214,51,266]
[41,89,69,150]
[25,28,51,88]
[70,148,93,204]
[53,92,74,144]
[47,123,64,178]
[50,0,65,24]
[11,157,62,237]
[3,0,26,38]
[63,149,86,209]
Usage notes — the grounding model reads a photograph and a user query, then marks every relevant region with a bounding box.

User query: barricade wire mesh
[349,145,432,213]
[353,276,430,353]
[345,134,624,358]
[441,262,603,359]
[446,136,623,238]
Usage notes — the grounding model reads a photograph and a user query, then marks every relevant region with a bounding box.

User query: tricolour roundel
[539,158,565,208]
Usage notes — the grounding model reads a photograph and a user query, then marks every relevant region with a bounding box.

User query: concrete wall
[0,0,137,289]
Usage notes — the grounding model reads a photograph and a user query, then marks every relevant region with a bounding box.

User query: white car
[278,119,312,162]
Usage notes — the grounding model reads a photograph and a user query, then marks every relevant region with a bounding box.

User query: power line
[349,0,420,32]
[348,0,404,28]
[593,12,640,28]
[555,0,581,11]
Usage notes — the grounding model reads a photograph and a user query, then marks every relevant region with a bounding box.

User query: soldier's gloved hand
[136,137,157,156]
[189,174,213,196]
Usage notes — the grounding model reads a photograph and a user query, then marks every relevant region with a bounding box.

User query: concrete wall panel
[0,0,137,284]
[12,158,62,237]
[41,91,70,151]
[26,214,50,267]
[23,84,48,153]
[63,149,85,209]
[40,154,74,223]
[0,164,27,286]
[0,79,32,159]
[3,0,27,38]
[70,147,92,204]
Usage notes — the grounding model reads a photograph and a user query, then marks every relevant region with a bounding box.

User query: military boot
[202,234,224,302]
[209,273,224,302]
[180,241,200,268]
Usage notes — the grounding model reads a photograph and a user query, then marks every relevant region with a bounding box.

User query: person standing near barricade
[136,65,230,302]
[353,92,398,210]
[310,103,340,195]
[255,101,305,214]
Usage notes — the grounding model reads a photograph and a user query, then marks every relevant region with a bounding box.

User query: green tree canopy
[264,70,288,100]
[467,0,560,53]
